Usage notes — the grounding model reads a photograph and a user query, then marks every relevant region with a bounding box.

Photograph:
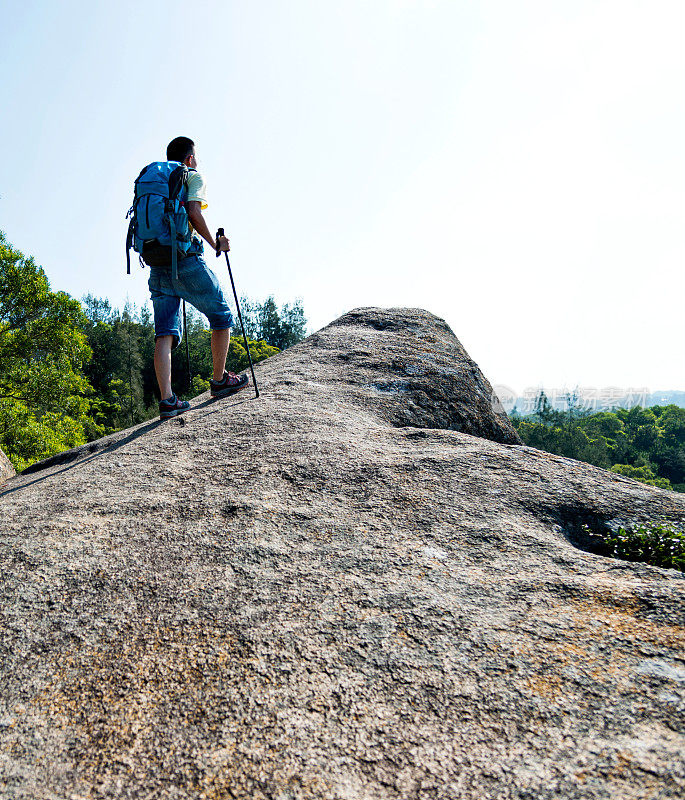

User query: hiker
[127,136,249,418]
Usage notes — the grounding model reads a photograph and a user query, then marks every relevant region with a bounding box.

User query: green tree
[81,296,150,430]
[618,406,659,452]
[226,335,279,374]
[532,391,564,427]
[169,305,279,398]
[578,411,629,465]
[241,295,307,350]
[0,232,101,470]
[657,405,685,449]
[513,400,685,494]
[81,298,281,426]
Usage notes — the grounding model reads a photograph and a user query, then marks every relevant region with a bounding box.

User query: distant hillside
[649,390,685,407]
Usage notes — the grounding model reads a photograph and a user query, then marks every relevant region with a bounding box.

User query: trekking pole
[182,300,191,391]
[216,228,260,398]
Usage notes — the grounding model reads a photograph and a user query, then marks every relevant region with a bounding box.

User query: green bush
[609,463,672,490]
[583,521,685,571]
[190,375,211,395]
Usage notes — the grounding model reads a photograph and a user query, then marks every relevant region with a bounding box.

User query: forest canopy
[0,231,99,470]
[512,393,685,492]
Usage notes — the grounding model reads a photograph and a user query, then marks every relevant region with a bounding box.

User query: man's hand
[187,200,229,253]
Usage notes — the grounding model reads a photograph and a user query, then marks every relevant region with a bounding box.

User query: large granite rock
[0,449,14,486]
[1,307,683,800]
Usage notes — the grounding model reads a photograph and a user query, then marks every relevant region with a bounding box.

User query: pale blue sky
[2,0,683,394]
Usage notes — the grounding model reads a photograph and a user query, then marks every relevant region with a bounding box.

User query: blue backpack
[125,161,195,280]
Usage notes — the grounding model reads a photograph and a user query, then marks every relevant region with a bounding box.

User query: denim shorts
[148,250,234,348]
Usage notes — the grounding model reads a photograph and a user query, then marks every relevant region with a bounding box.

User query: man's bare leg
[154,335,174,400]
[211,328,231,380]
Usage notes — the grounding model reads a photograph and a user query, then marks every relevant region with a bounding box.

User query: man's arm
[186,201,229,252]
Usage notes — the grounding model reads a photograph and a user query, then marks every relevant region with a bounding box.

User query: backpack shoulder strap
[168,165,189,203]
[169,211,178,282]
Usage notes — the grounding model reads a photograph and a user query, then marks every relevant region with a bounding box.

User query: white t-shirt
[186,171,208,209]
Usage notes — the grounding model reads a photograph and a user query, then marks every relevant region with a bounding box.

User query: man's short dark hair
[167,136,195,163]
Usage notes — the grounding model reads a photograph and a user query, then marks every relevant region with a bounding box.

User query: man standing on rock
[148,136,249,418]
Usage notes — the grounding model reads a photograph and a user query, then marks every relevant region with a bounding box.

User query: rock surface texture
[1,307,684,800]
[0,449,14,486]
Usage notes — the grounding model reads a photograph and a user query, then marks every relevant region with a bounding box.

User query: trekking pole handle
[215,227,224,257]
